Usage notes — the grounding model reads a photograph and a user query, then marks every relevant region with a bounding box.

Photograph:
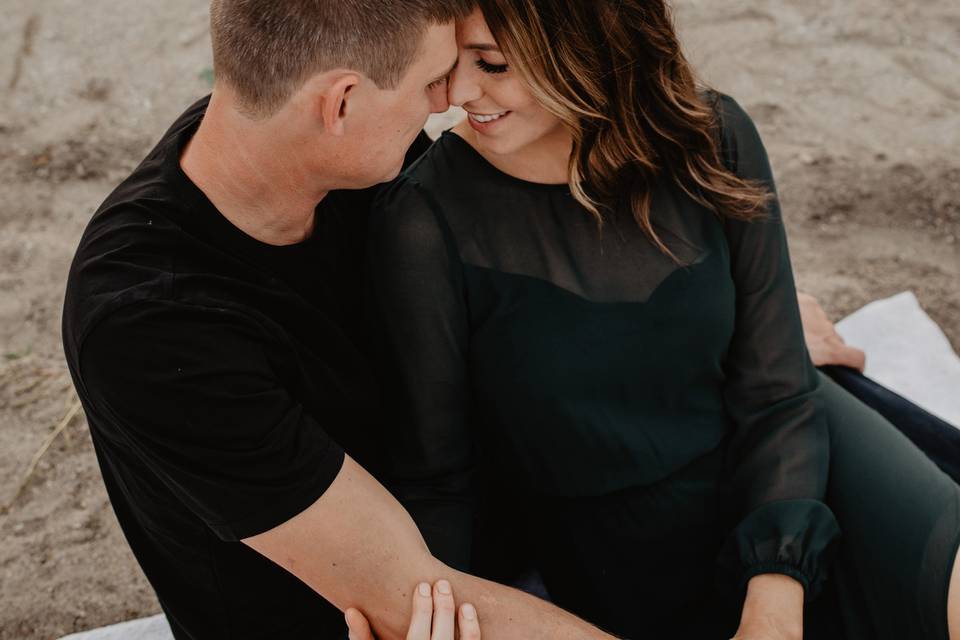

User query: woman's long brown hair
[475,0,771,261]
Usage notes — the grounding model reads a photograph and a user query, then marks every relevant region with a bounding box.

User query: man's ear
[313,72,362,136]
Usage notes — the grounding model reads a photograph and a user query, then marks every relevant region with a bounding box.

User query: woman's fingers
[347,581,480,640]
[459,603,482,640]
[430,580,457,640]
[797,292,867,372]
[830,339,867,372]
[407,582,435,640]
[345,608,375,640]
[394,579,481,640]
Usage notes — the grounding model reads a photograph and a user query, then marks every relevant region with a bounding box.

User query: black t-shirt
[62,96,431,639]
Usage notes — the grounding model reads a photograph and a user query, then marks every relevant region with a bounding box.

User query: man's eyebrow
[430,57,460,84]
[464,43,500,52]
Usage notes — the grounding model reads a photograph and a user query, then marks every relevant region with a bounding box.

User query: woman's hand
[345,579,480,640]
[797,292,866,371]
[731,573,804,640]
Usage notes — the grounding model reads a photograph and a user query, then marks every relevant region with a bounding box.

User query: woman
[369,2,960,638]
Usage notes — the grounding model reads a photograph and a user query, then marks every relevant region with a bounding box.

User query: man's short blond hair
[210,0,474,117]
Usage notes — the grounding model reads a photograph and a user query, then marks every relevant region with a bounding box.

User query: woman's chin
[474,132,520,157]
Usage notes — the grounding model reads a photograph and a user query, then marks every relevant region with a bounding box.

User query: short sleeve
[714,94,841,598]
[78,301,345,541]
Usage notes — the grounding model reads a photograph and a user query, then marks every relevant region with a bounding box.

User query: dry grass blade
[1,397,83,514]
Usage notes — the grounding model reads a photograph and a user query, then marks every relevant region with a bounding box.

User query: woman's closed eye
[475,59,509,74]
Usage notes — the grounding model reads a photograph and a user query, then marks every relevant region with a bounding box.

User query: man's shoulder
[72,95,212,277]
[96,95,211,215]
[62,97,245,348]
[64,189,203,343]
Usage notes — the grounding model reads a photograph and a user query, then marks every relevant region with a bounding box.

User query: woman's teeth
[469,111,509,123]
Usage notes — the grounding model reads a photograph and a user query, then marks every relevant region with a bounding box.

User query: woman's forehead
[456,8,498,47]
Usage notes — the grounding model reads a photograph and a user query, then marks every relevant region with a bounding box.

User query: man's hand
[345,580,480,640]
[797,292,866,371]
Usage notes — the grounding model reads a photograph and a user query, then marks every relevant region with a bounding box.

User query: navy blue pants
[821,366,960,483]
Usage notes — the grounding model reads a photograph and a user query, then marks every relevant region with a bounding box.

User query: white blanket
[58,291,960,640]
[836,291,960,427]
[58,615,172,640]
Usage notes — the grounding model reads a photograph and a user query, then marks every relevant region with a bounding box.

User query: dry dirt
[1,1,957,638]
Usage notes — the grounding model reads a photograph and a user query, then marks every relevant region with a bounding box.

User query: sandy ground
[0,1,957,638]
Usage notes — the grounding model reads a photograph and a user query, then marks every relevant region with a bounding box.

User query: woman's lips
[467,110,512,134]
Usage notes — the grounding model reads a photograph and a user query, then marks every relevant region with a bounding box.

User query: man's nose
[447,64,483,108]
[430,88,451,114]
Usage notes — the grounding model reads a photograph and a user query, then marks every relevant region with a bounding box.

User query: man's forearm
[353,555,617,640]
[244,456,616,640]
[441,566,616,640]
[343,547,617,640]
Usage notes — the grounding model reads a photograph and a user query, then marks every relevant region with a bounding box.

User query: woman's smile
[466,109,512,133]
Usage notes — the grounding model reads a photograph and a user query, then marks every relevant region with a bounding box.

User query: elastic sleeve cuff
[717,499,841,601]
[740,563,811,593]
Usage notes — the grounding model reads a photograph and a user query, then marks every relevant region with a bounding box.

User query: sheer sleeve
[714,94,841,598]
[368,177,475,571]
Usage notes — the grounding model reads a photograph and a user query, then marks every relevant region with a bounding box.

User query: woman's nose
[447,61,484,108]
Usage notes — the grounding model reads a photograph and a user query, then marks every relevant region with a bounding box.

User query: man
[62,1,615,639]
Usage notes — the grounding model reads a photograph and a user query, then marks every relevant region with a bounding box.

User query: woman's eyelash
[475,59,508,74]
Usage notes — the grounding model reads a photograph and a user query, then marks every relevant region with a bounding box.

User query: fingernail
[418,582,431,597]
[437,580,451,595]
[462,603,476,621]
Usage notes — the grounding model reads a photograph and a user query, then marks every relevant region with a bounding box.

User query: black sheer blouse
[369,94,840,596]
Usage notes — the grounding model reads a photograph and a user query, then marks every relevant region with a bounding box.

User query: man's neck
[180,93,330,246]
